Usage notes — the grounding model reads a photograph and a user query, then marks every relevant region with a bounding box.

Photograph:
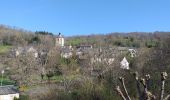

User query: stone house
[12,46,38,58]
[76,45,93,49]
[60,47,73,58]
[128,49,137,57]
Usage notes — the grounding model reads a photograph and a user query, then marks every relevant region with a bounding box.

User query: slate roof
[0,85,19,95]
[56,33,63,38]
[61,47,72,53]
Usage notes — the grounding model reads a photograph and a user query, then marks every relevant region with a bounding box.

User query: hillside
[66,32,168,49]
[0,25,170,99]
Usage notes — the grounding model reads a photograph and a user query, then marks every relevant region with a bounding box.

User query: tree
[116,72,170,100]
[7,53,41,86]
[43,48,62,80]
[35,31,53,36]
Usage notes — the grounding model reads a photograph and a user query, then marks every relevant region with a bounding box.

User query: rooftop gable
[0,85,19,95]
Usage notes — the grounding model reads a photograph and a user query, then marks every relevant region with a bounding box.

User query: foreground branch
[133,72,142,100]
[160,72,168,100]
[116,86,126,100]
[119,77,131,100]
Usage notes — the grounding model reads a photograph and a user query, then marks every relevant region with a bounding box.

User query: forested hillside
[0,25,170,100]
[66,32,168,48]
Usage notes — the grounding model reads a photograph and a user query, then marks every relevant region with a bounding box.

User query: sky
[0,0,170,36]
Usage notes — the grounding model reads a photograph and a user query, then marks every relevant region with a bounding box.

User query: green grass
[0,45,12,54]
[0,77,15,86]
[51,75,64,81]
[42,75,64,82]
[18,95,29,100]
[43,75,79,82]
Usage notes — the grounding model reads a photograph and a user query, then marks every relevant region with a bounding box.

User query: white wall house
[120,57,129,70]
[0,85,19,100]
[56,33,64,47]
[128,49,137,58]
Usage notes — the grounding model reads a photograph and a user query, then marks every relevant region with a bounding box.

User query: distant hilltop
[0,24,170,49]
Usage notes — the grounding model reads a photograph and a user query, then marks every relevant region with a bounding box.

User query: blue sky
[0,0,170,36]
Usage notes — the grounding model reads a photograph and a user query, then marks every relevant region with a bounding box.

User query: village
[10,33,137,65]
[1,0,170,99]
[12,33,137,69]
[0,33,138,100]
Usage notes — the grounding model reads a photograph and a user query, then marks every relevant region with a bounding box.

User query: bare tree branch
[163,94,170,100]
[119,77,131,100]
[132,72,142,100]
[160,72,168,100]
[115,86,126,100]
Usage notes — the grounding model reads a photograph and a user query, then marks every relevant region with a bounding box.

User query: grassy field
[0,77,15,86]
[0,45,12,54]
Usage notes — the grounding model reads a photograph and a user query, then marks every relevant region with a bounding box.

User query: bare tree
[116,72,169,100]
[7,53,41,86]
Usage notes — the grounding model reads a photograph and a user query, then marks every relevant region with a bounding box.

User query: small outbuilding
[0,85,19,100]
[120,57,129,70]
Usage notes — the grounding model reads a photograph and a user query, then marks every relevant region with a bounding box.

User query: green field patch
[42,75,79,82]
[0,45,12,54]
[0,77,16,86]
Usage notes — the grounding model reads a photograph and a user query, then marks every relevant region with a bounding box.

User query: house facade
[0,85,19,100]
[55,33,64,47]
[120,57,129,70]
